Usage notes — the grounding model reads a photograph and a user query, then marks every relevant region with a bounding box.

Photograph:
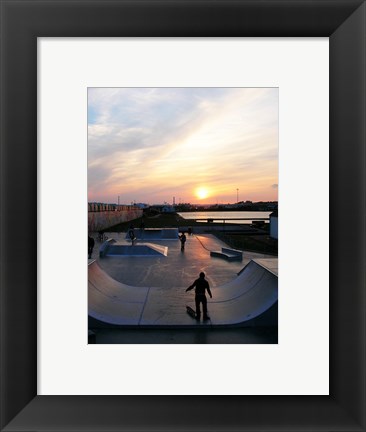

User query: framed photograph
[87,85,279,343]
[1,0,365,431]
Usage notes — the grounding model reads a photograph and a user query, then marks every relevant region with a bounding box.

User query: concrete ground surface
[90,231,271,287]
[90,327,278,344]
[88,231,278,344]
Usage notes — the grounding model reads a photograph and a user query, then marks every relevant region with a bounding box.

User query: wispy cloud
[88,87,278,204]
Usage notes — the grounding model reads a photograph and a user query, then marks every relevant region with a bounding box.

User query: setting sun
[195,187,210,200]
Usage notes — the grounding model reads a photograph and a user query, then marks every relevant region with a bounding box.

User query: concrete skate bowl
[125,228,179,241]
[106,243,168,257]
[88,258,278,328]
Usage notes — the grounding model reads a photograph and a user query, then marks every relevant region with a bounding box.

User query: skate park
[88,228,278,341]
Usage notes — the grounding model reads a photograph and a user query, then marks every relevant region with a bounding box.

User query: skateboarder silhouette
[186,272,212,321]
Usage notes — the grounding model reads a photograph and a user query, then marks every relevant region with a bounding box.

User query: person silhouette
[186,272,212,320]
[179,232,187,251]
[128,225,136,245]
[88,235,95,259]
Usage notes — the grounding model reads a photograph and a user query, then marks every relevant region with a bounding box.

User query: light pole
[236,188,239,203]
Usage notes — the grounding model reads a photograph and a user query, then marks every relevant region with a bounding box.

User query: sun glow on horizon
[195,187,210,200]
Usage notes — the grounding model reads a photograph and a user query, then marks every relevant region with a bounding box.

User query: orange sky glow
[88,87,278,205]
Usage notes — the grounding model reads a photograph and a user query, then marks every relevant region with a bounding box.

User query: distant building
[135,203,150,209]
[270,210,278,239]
[162,205,176,213]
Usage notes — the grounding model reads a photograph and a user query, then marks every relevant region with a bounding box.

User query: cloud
[88,87,278,203]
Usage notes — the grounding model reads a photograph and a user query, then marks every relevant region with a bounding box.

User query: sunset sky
[88,87,278,205]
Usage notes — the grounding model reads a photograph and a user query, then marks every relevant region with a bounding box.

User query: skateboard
[186,306,211,322]
[186,306,197,319]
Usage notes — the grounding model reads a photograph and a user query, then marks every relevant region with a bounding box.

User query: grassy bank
[110,212,207,231]
[213,231,278,256]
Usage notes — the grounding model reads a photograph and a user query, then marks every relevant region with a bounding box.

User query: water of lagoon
[178,211,272,224]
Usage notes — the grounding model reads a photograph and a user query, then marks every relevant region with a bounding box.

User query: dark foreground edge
[1,1,365,431]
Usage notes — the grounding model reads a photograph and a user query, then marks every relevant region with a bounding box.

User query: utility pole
[236,188,239,203]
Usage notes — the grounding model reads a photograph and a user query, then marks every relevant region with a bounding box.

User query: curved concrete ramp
[106,243,168,257]
[204,260,278,325]
[88,258,278,327]
[88,261,149,325]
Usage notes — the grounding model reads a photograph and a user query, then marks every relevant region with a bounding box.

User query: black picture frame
[1,0,365,430]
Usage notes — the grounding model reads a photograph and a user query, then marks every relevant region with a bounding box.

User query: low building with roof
[269,210,278,239]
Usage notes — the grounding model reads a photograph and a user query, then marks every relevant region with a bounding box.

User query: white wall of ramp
[208,259,278,325]
[88,260,149,325]
[88,259,278,327]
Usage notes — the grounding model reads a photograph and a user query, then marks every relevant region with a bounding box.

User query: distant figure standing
[186,272,212,321]
[88,235,95,259]
[179,232,187,251]
[140,215,146,230]
[128,225,136,245]
[139,217,145,237]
